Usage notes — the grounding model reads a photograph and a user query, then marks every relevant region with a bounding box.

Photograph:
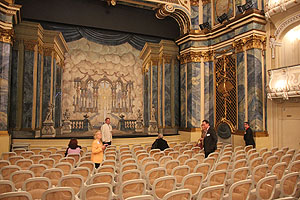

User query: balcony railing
[267,64,300,100]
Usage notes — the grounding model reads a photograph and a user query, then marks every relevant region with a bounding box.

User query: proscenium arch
[275,12,300,41]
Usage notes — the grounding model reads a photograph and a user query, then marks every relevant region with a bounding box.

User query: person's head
[244,122,250,129]
[158,133,163,139]
[94,131,102,141]
[105,118,110,125]
[68,138,78,149]
[201,120,210,130]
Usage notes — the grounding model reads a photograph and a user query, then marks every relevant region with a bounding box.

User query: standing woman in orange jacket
[91,131,106,168]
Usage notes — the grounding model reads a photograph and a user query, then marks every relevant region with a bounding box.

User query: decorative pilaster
[0,1,21,134]
[245,35,265,131]
[12,21,68,137]
[180,52,202,128]
[140,40,179,132]
[234,39,247,130]
[140,43,159,131]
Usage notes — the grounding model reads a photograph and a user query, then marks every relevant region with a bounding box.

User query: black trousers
[95,163,100,168]
[103,141,111,145]
[205,151,214,158]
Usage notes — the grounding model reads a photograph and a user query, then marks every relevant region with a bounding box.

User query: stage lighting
[217,13,228,24]
[199,22,210,30]
[237,1,253,13]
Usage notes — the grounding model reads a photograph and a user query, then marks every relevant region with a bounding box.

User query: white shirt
[101,123,112,142]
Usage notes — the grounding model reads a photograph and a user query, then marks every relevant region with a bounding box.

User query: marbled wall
[191,5,200,30]
[10,49,18,129]
[180,63,187,127]
[187,62,201,128]
[62,38,144,127]
[204,61,214,126]
[237,52,245,130]
[165,63,171,127]
[247,48,263,131]
[42,56,52,123]
[152,65,158,122]
[0,42,11,130]
[23,50,34,129]
[174,62,180,127]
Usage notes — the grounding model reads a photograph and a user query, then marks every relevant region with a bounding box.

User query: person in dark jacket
[202,120,218,158]
[244,122,256,148]
[151,133,169,151]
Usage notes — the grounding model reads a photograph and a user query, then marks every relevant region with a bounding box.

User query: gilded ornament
[0,28,14,44]
[24,40,38,51]
[233,39,245,53]
[244,35,265,50]
[44,47,53,57]
[190,0,199,6]
[202,0,211,5]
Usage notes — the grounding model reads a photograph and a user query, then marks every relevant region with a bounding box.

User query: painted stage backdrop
[62,38,144,131]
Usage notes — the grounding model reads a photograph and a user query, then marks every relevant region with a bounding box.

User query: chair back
[162,188,192,200]
[256,175,277,200]
[22,177,51,200]
[0,191,33,200]
[197,185,225,200]
[119,179,146,200]
[54,162,73,175]
[42,168,64,186]
[228,179,252,200]
[152,176,176,200]
[41,187,74,200]
[81,183,112,200]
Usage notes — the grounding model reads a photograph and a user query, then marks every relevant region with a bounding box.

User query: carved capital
[180,52,202,64]
[44,47,54,57]
[190,0,199,6]
[244,35,266,50]
[38,44,43,55]
[201,0,211,5]
[203,50,214,62]
[233,39,245,53]
[0,28,14,44]
[24,40,38,51]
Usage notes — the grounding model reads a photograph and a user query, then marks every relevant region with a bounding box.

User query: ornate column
[159,40,179,128]
[203,51,214,126]
[12,21,68,137]
[245,35,266,132]
[0,0,20,153]
[234,39,247,131]
[140,43,159,131]
[140,40,179,133]
[180,52,202,128]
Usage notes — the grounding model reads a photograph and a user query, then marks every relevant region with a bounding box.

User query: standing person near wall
[65,138,81,156]
[244,122,256,148]
[91,131,106,168]
[101,118,113,145]
[202,120,218,158]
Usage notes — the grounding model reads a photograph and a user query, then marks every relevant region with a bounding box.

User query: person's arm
[101,125,107,142]
[92,141,103,154]
[65,147,69,157]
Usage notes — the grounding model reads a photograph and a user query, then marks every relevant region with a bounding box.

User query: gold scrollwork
[155,4,175,19]
[244,35,265,50]
[180,50,213,64]
[0,28,14,44]
[190,0,199,6]
[233,39,245,53]
[201,0,211,5]
[24,40,38,51]
[43,47,53,57]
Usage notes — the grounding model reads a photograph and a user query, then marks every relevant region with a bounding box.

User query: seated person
[151,133,169,151]
[65,138,81,156]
